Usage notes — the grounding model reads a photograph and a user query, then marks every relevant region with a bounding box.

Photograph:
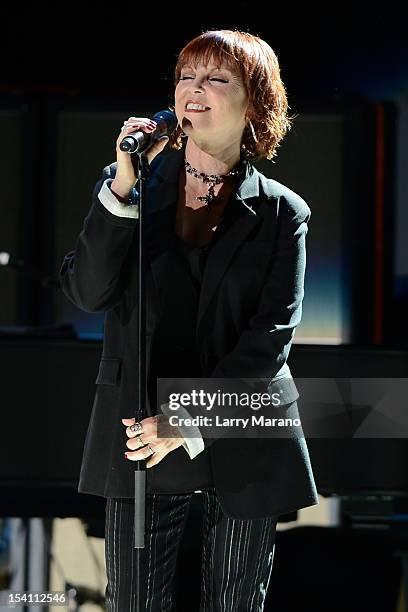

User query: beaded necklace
[184,158,244,207]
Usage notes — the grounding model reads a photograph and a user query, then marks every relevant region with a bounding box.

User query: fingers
[121,418,137,434]
[123,425,156,465]
[121,416,185,467]
[125,441,155,457]
[126,434,155,451]
[121,416,156,439]
[124,443,157,466]
[120,117,157,134]
[122,423,154,464]
[120,123,156,135]
[125,433,146,450]
[121,418,142,440]
[125,437,184,468]
[117,117,168,166]
[127,116,156,125]
[116,117,157,154]
[121,418,135,425]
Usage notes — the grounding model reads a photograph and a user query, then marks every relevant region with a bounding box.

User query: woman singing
[60,29,318,612]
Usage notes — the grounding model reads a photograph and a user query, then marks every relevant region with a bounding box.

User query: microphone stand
[133,151,150,612]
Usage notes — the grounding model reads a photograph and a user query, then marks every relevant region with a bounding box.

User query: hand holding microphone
[120,109,177,155]
[111,109,177,201]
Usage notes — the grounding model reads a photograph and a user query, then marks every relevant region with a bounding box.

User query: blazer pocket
[95,357,122,385]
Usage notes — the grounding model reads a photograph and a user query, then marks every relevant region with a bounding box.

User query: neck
[184,138,241,176]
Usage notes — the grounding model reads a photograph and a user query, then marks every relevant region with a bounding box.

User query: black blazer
[60,146,319,520]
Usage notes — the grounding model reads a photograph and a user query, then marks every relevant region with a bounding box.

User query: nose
[190,75,205,93]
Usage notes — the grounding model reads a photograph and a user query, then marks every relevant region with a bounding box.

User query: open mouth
[182,117,192,129]
[185,102,211,112]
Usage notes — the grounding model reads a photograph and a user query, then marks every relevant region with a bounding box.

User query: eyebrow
[181,65,233,73]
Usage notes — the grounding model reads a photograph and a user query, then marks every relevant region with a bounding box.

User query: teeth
[186,103,208,111]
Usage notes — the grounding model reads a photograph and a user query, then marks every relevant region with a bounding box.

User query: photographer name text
[168,415,301,428]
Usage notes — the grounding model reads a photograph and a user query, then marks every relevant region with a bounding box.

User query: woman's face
[174,58,249,150]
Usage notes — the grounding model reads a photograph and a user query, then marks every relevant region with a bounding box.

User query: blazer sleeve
[59,164,138,313]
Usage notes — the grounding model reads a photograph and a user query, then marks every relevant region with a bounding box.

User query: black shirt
[146,234,214,493]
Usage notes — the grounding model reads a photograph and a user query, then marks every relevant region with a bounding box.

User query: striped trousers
[104,489,278,611]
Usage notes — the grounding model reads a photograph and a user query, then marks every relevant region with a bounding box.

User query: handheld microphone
[119,109,177,154]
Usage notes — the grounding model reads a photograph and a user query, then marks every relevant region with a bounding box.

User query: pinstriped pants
[104,490,277,611]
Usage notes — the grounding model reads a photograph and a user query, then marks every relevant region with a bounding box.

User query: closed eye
[179,76,228,83]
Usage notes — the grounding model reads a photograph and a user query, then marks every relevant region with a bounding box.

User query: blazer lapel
[196,162,262,335]
[144,149,263,338]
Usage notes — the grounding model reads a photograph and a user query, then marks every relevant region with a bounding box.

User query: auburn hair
[168,29,295,162]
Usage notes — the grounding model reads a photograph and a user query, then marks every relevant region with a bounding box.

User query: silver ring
[130,422,143,435]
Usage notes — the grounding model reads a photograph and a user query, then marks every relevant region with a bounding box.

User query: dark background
[2,6,407,337]
[2,7,407,99]
[0,10,407,610]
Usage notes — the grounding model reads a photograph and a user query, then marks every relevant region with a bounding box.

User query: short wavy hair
[169,29,295,162]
